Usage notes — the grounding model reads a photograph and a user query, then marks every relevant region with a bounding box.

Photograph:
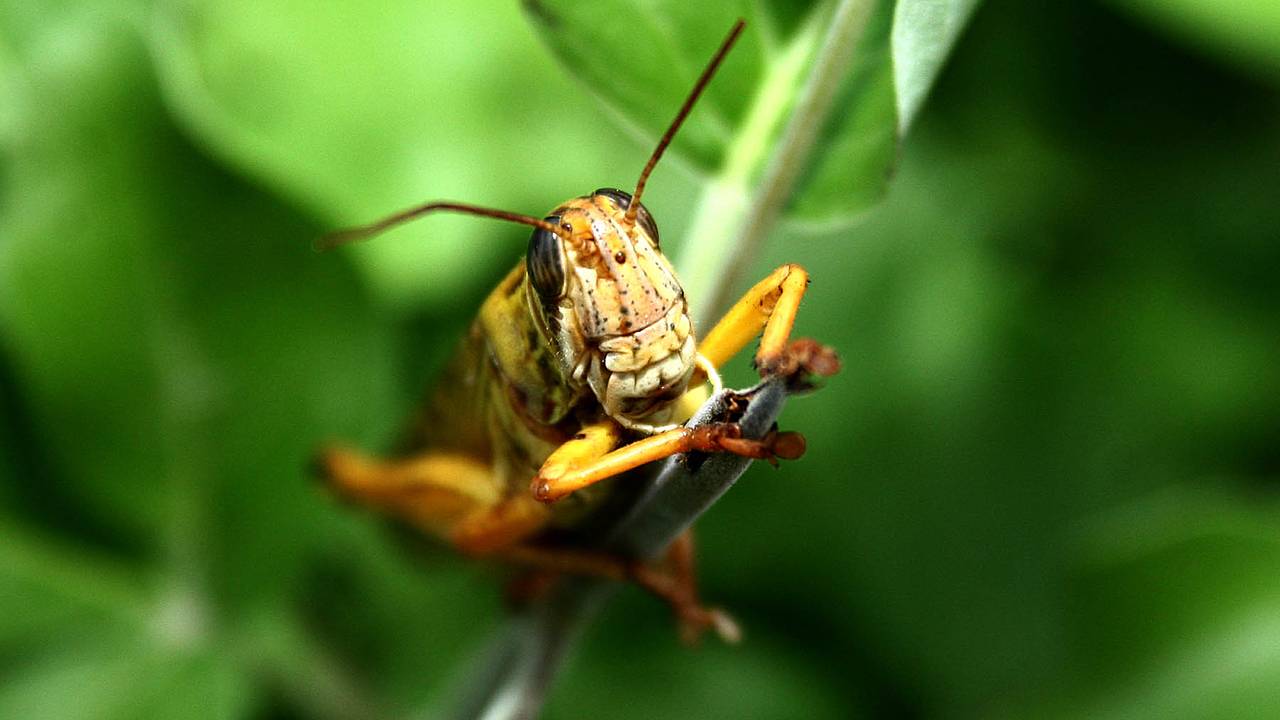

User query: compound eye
[527,216,566,301]
[593,187,660,247]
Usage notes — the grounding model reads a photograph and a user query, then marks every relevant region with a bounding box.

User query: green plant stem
[679,0,878,328]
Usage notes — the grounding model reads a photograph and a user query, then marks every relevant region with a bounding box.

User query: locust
[314,20,838,643]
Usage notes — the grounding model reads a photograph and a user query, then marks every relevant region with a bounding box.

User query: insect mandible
[315,20,839,643]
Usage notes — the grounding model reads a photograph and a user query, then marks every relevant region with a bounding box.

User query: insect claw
[757,338,841,393]
[769,429,807,460]
[709,608,743,645]
[676,604,742,646]
[530,476,557,504]
[793,338,841,377]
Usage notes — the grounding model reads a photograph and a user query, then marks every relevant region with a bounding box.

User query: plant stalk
[679,0,878,327]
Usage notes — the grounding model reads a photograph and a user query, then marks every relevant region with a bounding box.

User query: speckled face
[524,189,697,431]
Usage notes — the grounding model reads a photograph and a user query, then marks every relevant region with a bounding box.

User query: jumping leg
[316,446,501,537]
[318,445,556,554]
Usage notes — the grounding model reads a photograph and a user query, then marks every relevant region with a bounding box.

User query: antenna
[314,201,567,252]
[625,19,745,225]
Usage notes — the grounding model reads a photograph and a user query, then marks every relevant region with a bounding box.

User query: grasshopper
[315,21,838,642]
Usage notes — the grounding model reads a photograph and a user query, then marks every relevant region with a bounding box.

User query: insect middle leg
[500,530,738,644]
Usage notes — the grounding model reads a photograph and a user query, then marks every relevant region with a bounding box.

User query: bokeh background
[3,0,1280,718]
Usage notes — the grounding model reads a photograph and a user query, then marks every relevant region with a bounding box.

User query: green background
[3,0,1279,718]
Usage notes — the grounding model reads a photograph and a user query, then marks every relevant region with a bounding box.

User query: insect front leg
[532,420,804,503]
[697,264,841,382]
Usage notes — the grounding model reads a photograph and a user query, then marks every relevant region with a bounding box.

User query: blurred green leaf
[892,0,982,133]
[1021,488,1280,719]
[138,649,253,720]
[1071,489,1280,680]
[521,1,776,172]
[0,638,252,720]
[1,8,181,540]
[0,4,406,715]
[1106,0,1280,77]
[549,613,857,719]
[0,522,145,647]
[524,0,899,225]
[148,0,635,307]
[0,0,398,593]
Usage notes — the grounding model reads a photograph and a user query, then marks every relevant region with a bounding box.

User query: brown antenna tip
[313,201,567,252]
[625,19,746,225]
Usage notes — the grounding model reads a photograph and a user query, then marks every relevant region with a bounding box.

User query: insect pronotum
[315,19,838,643]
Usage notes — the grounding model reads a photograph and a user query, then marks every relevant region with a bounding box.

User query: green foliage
[527,0,898,225]
[1055,490,1280,719]
[1106,0,1280,76]
[2,0,1279,718]
[892,0,982,133]
[151,0,636,307]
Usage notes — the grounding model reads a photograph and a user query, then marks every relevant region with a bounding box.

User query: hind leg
[317,446,506,535]
[317,445,734,641]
